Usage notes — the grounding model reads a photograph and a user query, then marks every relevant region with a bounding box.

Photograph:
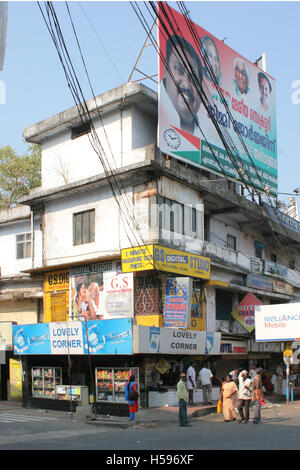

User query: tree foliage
[0,144,41,208]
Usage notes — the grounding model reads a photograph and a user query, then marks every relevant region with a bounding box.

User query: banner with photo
[69,262,134,322]
[158,3,277,195]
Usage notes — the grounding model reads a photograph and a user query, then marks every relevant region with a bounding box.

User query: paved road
[0,403,300,451]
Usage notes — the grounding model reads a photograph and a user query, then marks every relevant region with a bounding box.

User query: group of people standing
[220,368,264,424]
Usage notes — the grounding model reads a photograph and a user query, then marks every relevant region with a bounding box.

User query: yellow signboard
[44,270,69,292]
[9,359,22,399]
[121,244,210,280]
[121,245,155,273]
[284,341,293,357]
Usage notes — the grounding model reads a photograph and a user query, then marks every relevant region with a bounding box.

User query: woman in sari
[220,375,238,422]
[125,375,139,421]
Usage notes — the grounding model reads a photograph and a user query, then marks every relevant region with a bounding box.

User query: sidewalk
[83,401,219,428]
[83,393,290,428]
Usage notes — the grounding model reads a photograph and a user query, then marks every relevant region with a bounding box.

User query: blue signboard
[13,319,132,355]
[82,319,133,355]
[13,323,51,355]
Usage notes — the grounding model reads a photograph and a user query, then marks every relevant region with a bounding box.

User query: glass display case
[56,385,89,405]
[31,367,62,399]
[95,367,139,403]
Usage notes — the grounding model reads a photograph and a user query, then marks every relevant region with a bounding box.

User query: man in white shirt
[237,370,252,423]
[186,362,196,405]
[198,363,213,405]
[249,365,257,381]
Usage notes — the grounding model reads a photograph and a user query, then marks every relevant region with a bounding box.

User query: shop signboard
[264,260,287,279]
[231,293,262,333]
[163,277,192,328]
[255,303,300,341]
[246,274,273,292]
[133,325,221,355]
[13,319,133,355]
[273,280,294,295]
[220,340,247,354]
[121,244,210,280]
[157,3,277,196]
[44,270,69,292]
[69,261,134,321]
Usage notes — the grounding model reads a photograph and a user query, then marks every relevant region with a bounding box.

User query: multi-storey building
[1,82,299,410]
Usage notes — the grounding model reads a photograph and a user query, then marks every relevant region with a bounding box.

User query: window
[73,209,95,246]
[289,259,295,270]
[227,234,237,250]
[16,233,31,259]
[254,240,265,259]
[270,253,277,263]
[71,121,91,140]
[158,196,196,237]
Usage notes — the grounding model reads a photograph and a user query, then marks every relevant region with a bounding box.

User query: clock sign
[164,128,181,149]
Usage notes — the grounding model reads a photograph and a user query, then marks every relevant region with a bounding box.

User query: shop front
[133,324,221,407]
[12,318,138,416]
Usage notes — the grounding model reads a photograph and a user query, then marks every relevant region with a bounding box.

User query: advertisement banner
[255,303,300,342]
[9,358,22,399]
[133,325,221,355]
[164,277,192,328]
[13,319,133,355]
[158,4,277,195]
[231,293,262,333]
[70,262,134,321]
[82,319,132,355]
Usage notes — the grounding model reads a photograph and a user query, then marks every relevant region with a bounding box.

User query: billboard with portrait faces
[158,4,277,195]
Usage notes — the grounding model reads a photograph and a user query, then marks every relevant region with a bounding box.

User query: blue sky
[1,1,300,204]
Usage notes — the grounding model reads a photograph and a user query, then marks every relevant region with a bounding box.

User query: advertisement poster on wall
[69,262,133,322]
[157,3,277,195]
[164,277,192,328]
[231,293,262,333]
[9,358,23,399]
[13,319,133,355]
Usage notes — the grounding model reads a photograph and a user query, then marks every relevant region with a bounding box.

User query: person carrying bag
[125,375,139,421]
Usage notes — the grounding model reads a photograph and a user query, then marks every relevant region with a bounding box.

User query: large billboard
[158,4,277,195]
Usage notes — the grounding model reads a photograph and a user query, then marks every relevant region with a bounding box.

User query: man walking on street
[237,370,252,423]
[198,363,213,405]
[177,373,192,427]
[252,369,264,424]
[186,362,196,405]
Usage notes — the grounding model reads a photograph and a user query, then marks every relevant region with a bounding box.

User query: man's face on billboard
[203,39,220,81]
[165,47,201,130]
[259,77,271,110]
[235,60,248,94]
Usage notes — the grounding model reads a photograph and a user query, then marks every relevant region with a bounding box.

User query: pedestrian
[198,362,213,405]
[229,369,239,386]
[237,370,252,424]
[177,373,192,427]
[220,375,238,422]
[252,368,264,424]
[276,362,284,396]
[186,361,196,405]
[248,365,257,380]
[125,375,139,421]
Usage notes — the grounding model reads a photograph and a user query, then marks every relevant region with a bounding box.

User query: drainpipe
[31,210,35,269]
